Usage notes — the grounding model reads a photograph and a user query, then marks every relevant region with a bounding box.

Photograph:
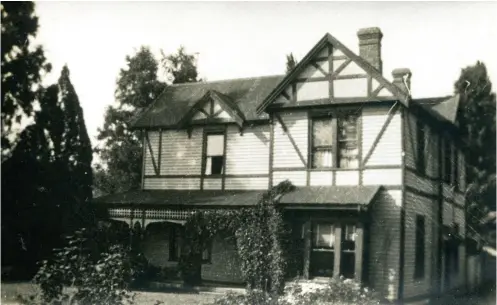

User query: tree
[454,61,496,239]
[95,47,166,194]
[286,53,298,74]
[1,2,51,160]
[161,46,200,84]
[95,46,202,194]
[57,66,94,230]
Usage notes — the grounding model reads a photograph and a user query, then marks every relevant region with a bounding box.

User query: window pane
[211,156,224,175]
[205,157,212,175]
[338,142,359,168]
[313,118,333,146]
[207,134,224,156]
[312,150,333,168]
[338,115,358,141]
[313,224,334,248]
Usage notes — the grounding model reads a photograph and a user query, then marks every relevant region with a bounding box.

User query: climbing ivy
[180,180,295,295]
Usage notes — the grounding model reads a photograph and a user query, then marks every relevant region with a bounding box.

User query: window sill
[203,175,223,178]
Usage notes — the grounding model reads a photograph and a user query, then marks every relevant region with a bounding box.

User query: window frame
[414,215,426,279]
[203,131,226,177]
[309,110,360,170]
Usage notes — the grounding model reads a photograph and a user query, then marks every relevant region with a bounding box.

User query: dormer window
[204,133,225,175]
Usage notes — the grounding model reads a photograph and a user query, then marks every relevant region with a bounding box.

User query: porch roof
[93,190,264,207]
[278,185,381,208]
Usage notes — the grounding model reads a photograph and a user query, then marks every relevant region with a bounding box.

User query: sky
[35,1,497,149]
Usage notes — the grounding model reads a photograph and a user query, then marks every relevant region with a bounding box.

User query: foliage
[454,61,496,239]
[95,46,165,195]
[1,66,93,275]
[27,227,141,305]
[286,53,298,74]
[95,46,201,195]
[181,181,294,294]
[207,278,381,305]
[1,1,51,159]
[161,46,201,84]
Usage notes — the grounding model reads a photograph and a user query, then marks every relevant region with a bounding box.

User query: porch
[93,185,383,286]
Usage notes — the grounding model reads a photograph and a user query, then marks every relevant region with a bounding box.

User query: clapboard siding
[403,191,438,298]
[309,171,333,186]
[369,189,402,301]
[405,171,438,195]
[273,111,308,168]
[144,131,160,175]
[224,177,268,190]
[363,169,402,186]
[203,178,223,190]
[144,178,200,190]
[362,105,402,166]
[159,128,203,175]
[225,125,269,175]
[335,171,359,185]
[272,171,307,186]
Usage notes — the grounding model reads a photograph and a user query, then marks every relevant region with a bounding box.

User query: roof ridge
[168,74,284,87]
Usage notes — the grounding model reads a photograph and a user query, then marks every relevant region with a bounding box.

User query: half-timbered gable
[95,27,469,304]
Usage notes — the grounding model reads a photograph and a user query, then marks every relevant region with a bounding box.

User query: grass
[0,282,217,305]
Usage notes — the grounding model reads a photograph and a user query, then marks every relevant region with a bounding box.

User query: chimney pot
[357,27,383,73]
[392,68,412,94]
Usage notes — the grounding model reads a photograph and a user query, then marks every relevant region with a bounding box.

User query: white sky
[35,1,497,147]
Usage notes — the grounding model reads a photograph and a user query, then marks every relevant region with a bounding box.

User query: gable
[178,90,246,128]
[256,33,410,114]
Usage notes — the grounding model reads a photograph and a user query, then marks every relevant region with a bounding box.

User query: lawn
[0,282,217,305]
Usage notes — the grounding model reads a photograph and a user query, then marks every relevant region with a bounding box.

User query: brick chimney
[357,27,383,73]
[392,68,412,94]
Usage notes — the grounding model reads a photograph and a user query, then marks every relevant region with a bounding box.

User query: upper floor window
[442,137,452,183]
[416,119,426,174]
[311,113,359,169]
[414,215,425,279]
[204,133,225,175]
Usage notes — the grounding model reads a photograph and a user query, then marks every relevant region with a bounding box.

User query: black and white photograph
[1,1,496,304]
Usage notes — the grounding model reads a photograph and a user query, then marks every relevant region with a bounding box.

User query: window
[340,224,356,279]
[416,119,425,174]
[169,226,181,261]
[313,224,335,249]
[443,138,452,183]
[311,113,359,169]
[414,215,425,279]
[204,133,225,175]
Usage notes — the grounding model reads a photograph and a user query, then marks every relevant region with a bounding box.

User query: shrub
[24,228,141,305]
[205,277,381,305]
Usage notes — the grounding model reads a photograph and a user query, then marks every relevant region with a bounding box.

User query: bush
[206,278,381,305]
[22,228,142,305]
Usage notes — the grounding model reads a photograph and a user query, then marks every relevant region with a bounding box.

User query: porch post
[333,225,342,278]
[303,221,311,279]
[355,223,364,283]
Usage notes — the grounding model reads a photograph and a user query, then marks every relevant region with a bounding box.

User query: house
[94,27,468,303]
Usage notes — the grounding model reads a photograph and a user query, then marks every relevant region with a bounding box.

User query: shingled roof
[412,95,460,124]
[132,75,284,129]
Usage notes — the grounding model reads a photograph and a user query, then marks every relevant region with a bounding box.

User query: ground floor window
[309,222,359,279]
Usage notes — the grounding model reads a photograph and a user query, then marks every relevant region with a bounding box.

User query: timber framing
[256,33,409,114]
[274,113,308,167]
[145,131,159,175]
[362,101,400,166]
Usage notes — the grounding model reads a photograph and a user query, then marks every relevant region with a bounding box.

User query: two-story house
[95,27,468,303]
